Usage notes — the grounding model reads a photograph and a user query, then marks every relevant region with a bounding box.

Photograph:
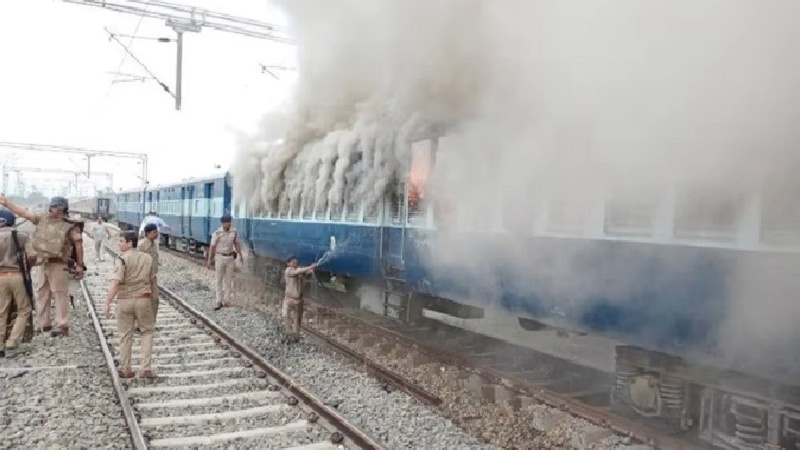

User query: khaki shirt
[31,213,82,260]
[138,238,159,276]
[112,249,153,298]
[210,227,239,254]
[284,266,313,300]
[0,228,32,272]
[92,222,110,241]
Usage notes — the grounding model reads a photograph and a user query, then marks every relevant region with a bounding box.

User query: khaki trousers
[150,275,159,323]
[281,297,303,335]
[215,256,235,304]
[36,262,70,330]
[94,239,104,261]
[0,273,31,350]
[117,297,155,372]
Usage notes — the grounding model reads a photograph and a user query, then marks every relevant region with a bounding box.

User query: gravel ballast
[156,252,493,450]
[0,261,131,448]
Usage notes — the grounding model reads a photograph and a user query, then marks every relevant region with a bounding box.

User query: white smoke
[232,0,800,373]
[233,0,487,215]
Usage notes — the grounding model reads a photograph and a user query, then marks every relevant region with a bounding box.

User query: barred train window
[390,181,404,225]
[501,183,537,234]
[547,194,593,235]
[674,188,740,240]
[407,140,432,226]
[761,172,800,246]
[345,193,360,222]
[604,195,657,237]
[364,201,380,223]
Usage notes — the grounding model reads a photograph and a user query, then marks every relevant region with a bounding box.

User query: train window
[345,193,360,222]
[329,201,344,222]
[364,200,380,223]
[546,193,593,235]
[407,140,432,227]
[760,167,800,247]
[390,181,405,225]
[674,187,741,240]
[501,180,537,235]
[276,197,287,219]
[315,202,327,221]
[301,203,312,220]
[604,191,657,237]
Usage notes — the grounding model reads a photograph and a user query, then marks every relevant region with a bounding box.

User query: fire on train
[113,137,800,449]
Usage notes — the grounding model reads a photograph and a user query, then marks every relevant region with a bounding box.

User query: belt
[285,295,303,301]
[46,258,66,264]
[0,270,21,276]
[118,293,151,300]
[217,252,235,257]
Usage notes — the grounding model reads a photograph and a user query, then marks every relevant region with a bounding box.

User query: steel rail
[155,245,701,449]
[159,247,443,406]
[301,325,442,407]
[79,279,148,450]
[155,283,386,450]
[311,305,703,450]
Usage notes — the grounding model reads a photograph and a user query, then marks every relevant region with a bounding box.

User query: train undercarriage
[613,345,800,449]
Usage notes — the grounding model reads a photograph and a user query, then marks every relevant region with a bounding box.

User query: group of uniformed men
[1,191,320,364]
[0,194,161,378]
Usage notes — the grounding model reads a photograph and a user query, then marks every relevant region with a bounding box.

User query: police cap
[0,208,14,227]
[49,196,69,211]
[220,215,232,223]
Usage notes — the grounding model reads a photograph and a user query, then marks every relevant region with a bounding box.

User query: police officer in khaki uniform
[103,231,156,379]
[0,194,84,337]
[206,215,243,310]
[283,256,317,342]
[0,208,34,358]
[138,223,160,322]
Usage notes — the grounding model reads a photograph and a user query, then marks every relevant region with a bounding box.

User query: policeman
[0,194,84,336]
[103,231,156,379]
[0,208,33,358]
[206,215,243,311]
[138,223,160,322]
[92,216,111,262]
[283,256,317,342]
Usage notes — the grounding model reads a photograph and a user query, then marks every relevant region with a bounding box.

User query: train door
[185,185,194,238]
[203,182,214,241]
[97,198,109,218]
[180,187,186,236]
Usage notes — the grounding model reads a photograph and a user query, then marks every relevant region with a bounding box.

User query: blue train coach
[233,135,800,448]
[115,170,232,255]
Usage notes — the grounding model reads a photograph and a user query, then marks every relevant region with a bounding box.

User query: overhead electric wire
[105,28,175,98]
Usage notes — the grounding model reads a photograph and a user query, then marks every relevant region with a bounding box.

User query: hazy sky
[0,0,295,195]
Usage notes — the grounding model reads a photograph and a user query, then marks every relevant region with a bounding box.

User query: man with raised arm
[0,193,83,337]
[282,256,316,343]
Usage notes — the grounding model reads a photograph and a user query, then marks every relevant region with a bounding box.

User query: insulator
[659,377,685,410]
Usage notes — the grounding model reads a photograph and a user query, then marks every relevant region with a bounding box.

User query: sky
[0,0,296,196]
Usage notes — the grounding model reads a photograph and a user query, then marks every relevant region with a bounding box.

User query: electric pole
[4,167,114,197]
[64,0,295,110]
[0,142,145,213]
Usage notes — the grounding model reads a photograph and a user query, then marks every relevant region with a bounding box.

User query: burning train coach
[113,134,800,448]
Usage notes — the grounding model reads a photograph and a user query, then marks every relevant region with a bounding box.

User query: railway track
[82,247,385,449]
[157,245,706,449]
[158,245,443,408]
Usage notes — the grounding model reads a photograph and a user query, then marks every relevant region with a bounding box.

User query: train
[112,137,800,449]
[71,196,115,220]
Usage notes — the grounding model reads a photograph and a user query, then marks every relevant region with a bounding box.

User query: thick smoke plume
[235,0,800,374]
[233,0,486,216]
